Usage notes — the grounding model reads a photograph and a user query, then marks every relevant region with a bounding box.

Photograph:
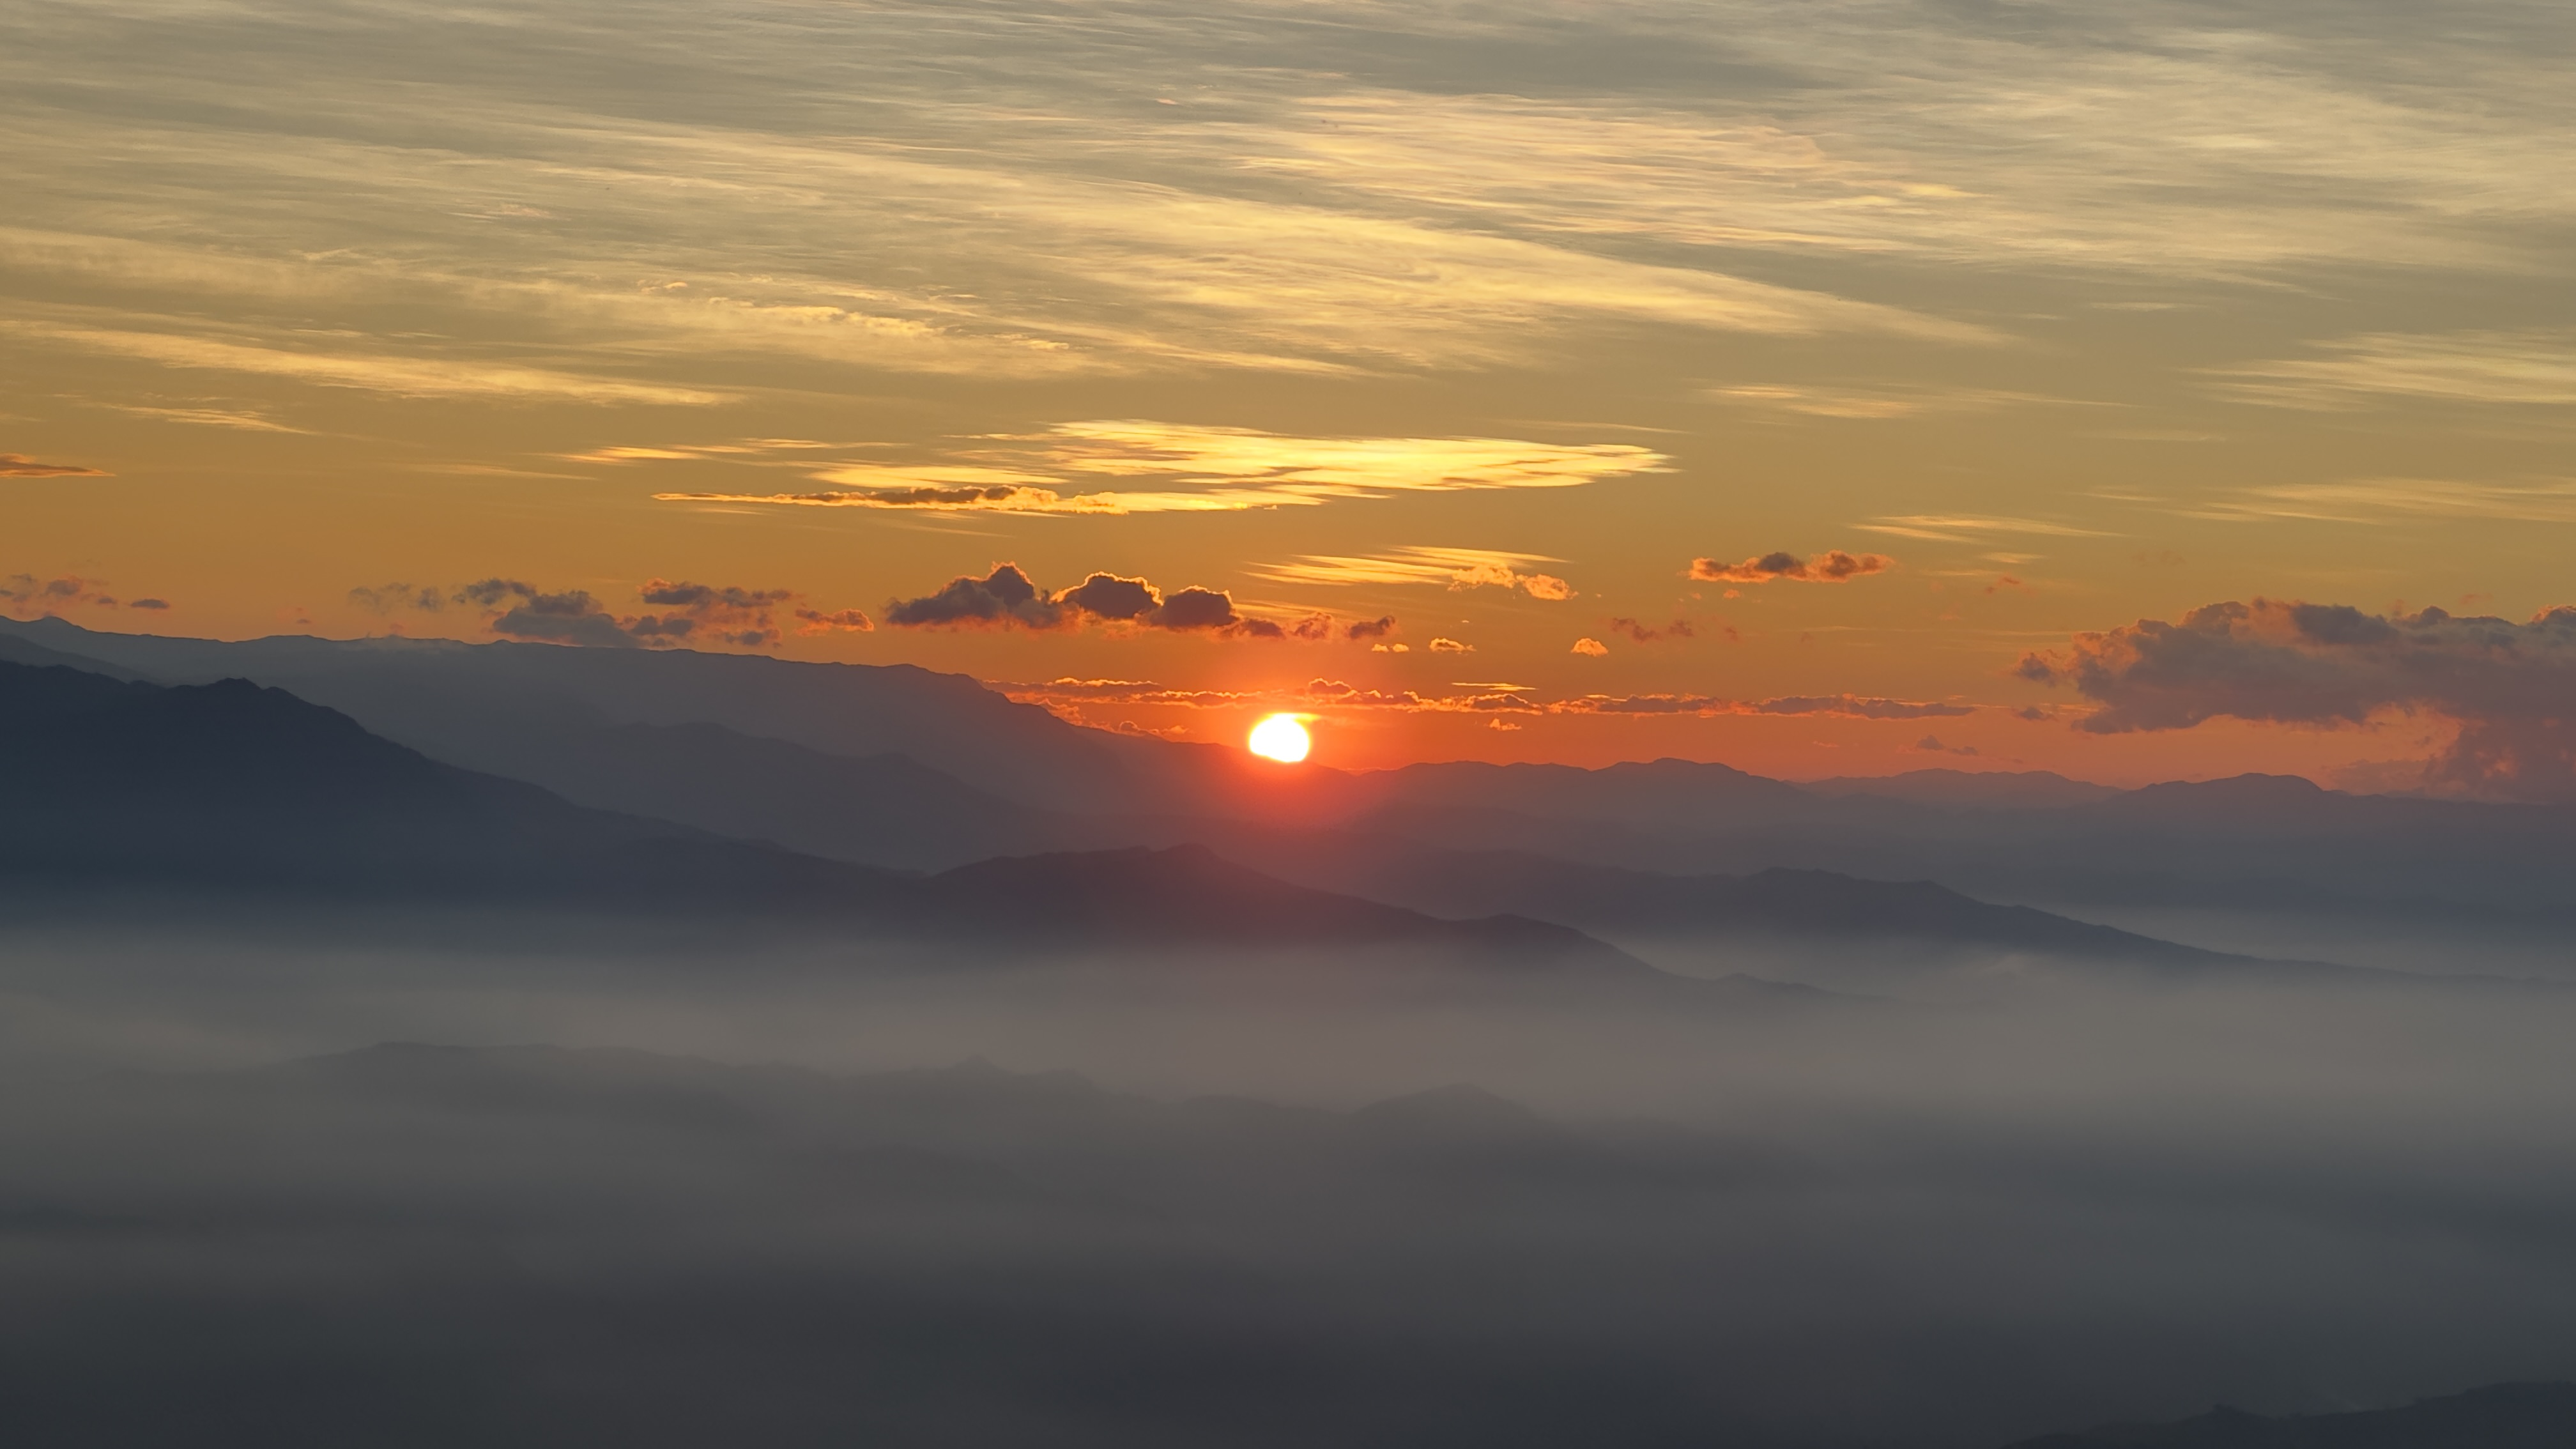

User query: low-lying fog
[3,905,2572,1447]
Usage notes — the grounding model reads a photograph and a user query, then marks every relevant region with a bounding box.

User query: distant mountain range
[2001,1381,2576,1447]
[6,617,2565,985]
[0,658,1716,993]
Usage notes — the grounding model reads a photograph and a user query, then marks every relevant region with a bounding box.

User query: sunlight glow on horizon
[1246,714,1312,763]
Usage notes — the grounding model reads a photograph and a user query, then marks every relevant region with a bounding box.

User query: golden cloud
[1251,546,1577,597]
[12,321,733,406]
[659,424,1664,516]
[0,454,110,478]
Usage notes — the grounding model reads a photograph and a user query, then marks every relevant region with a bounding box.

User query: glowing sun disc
[1247,714,1311,763]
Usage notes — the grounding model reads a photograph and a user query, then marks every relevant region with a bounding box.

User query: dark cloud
[1344,615,1397,641]
[2,574,153,616]
[458,579,641,648]
[0,454,110,478]
[348,583,447,615]
[886,565,1372,641]
[1149,585,1241,632]
[794,608,874,634]
[884,565,1064,630]
[1688,550,1893,584]
[454,578,832,649]
[1054,572,1159,622]
[1608,617,1695,643]
[2017,598,2576,802]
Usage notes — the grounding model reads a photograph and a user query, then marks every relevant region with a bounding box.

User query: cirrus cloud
[999,676,1977,722]
[1251,546,1575,599]
[658,423,1666,518]
[1,454,111,478]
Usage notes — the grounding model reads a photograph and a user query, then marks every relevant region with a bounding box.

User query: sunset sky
[6,0,2571,788]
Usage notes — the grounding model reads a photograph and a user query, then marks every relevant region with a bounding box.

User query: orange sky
[6,0,2572,786]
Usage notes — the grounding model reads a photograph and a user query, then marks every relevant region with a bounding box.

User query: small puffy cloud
[884,564,1062,630]
[1687,549,1892,583]
[1151,586,1242,632]
[457,579,643,648]
[1571,637,1610,656]
[634,579,797,646]
[0,454,111,478]
[348,583,447,615]
[3,573,158,615]
[794,608,874,634]
[885,565,1378,641]
[447,577,842,649]
[1607,617,1694,643]
[1054,573,1160,622]
[1427,637,1475,653]
[1912,735,1981,756]
[2016,597,2576,801]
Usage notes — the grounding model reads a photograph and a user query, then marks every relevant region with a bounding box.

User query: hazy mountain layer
[2002,1382,2576,1448]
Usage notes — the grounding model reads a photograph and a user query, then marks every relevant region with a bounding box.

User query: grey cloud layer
[2020,599,2576,802]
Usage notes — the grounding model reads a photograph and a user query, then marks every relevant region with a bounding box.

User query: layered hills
[7,618,2561,986]
[0,659,1664,986]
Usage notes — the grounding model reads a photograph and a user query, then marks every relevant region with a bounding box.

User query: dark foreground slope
[2002,1382,2576,1448]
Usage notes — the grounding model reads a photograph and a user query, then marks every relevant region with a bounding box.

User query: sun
[1246,714,1312,763]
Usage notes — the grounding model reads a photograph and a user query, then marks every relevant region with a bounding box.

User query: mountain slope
[910,845,1666,981]
[433,717,1084,871]
[0,659,883,907]
[0,616,1172,814]
[0,661,1670,983]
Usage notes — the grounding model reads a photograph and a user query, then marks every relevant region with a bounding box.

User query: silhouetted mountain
[16,619,2570,923]
[1319,775,2576,923]
[0,661,1674,983]
[1800,769,2122,808]
[1215,839,2269,964]
[0,659,880,908]
[0,616,1176,814]
[2000,1381,2576,1448]
[909,844,1673,981]
[0,629,155,680]
[434,717,1084,871]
